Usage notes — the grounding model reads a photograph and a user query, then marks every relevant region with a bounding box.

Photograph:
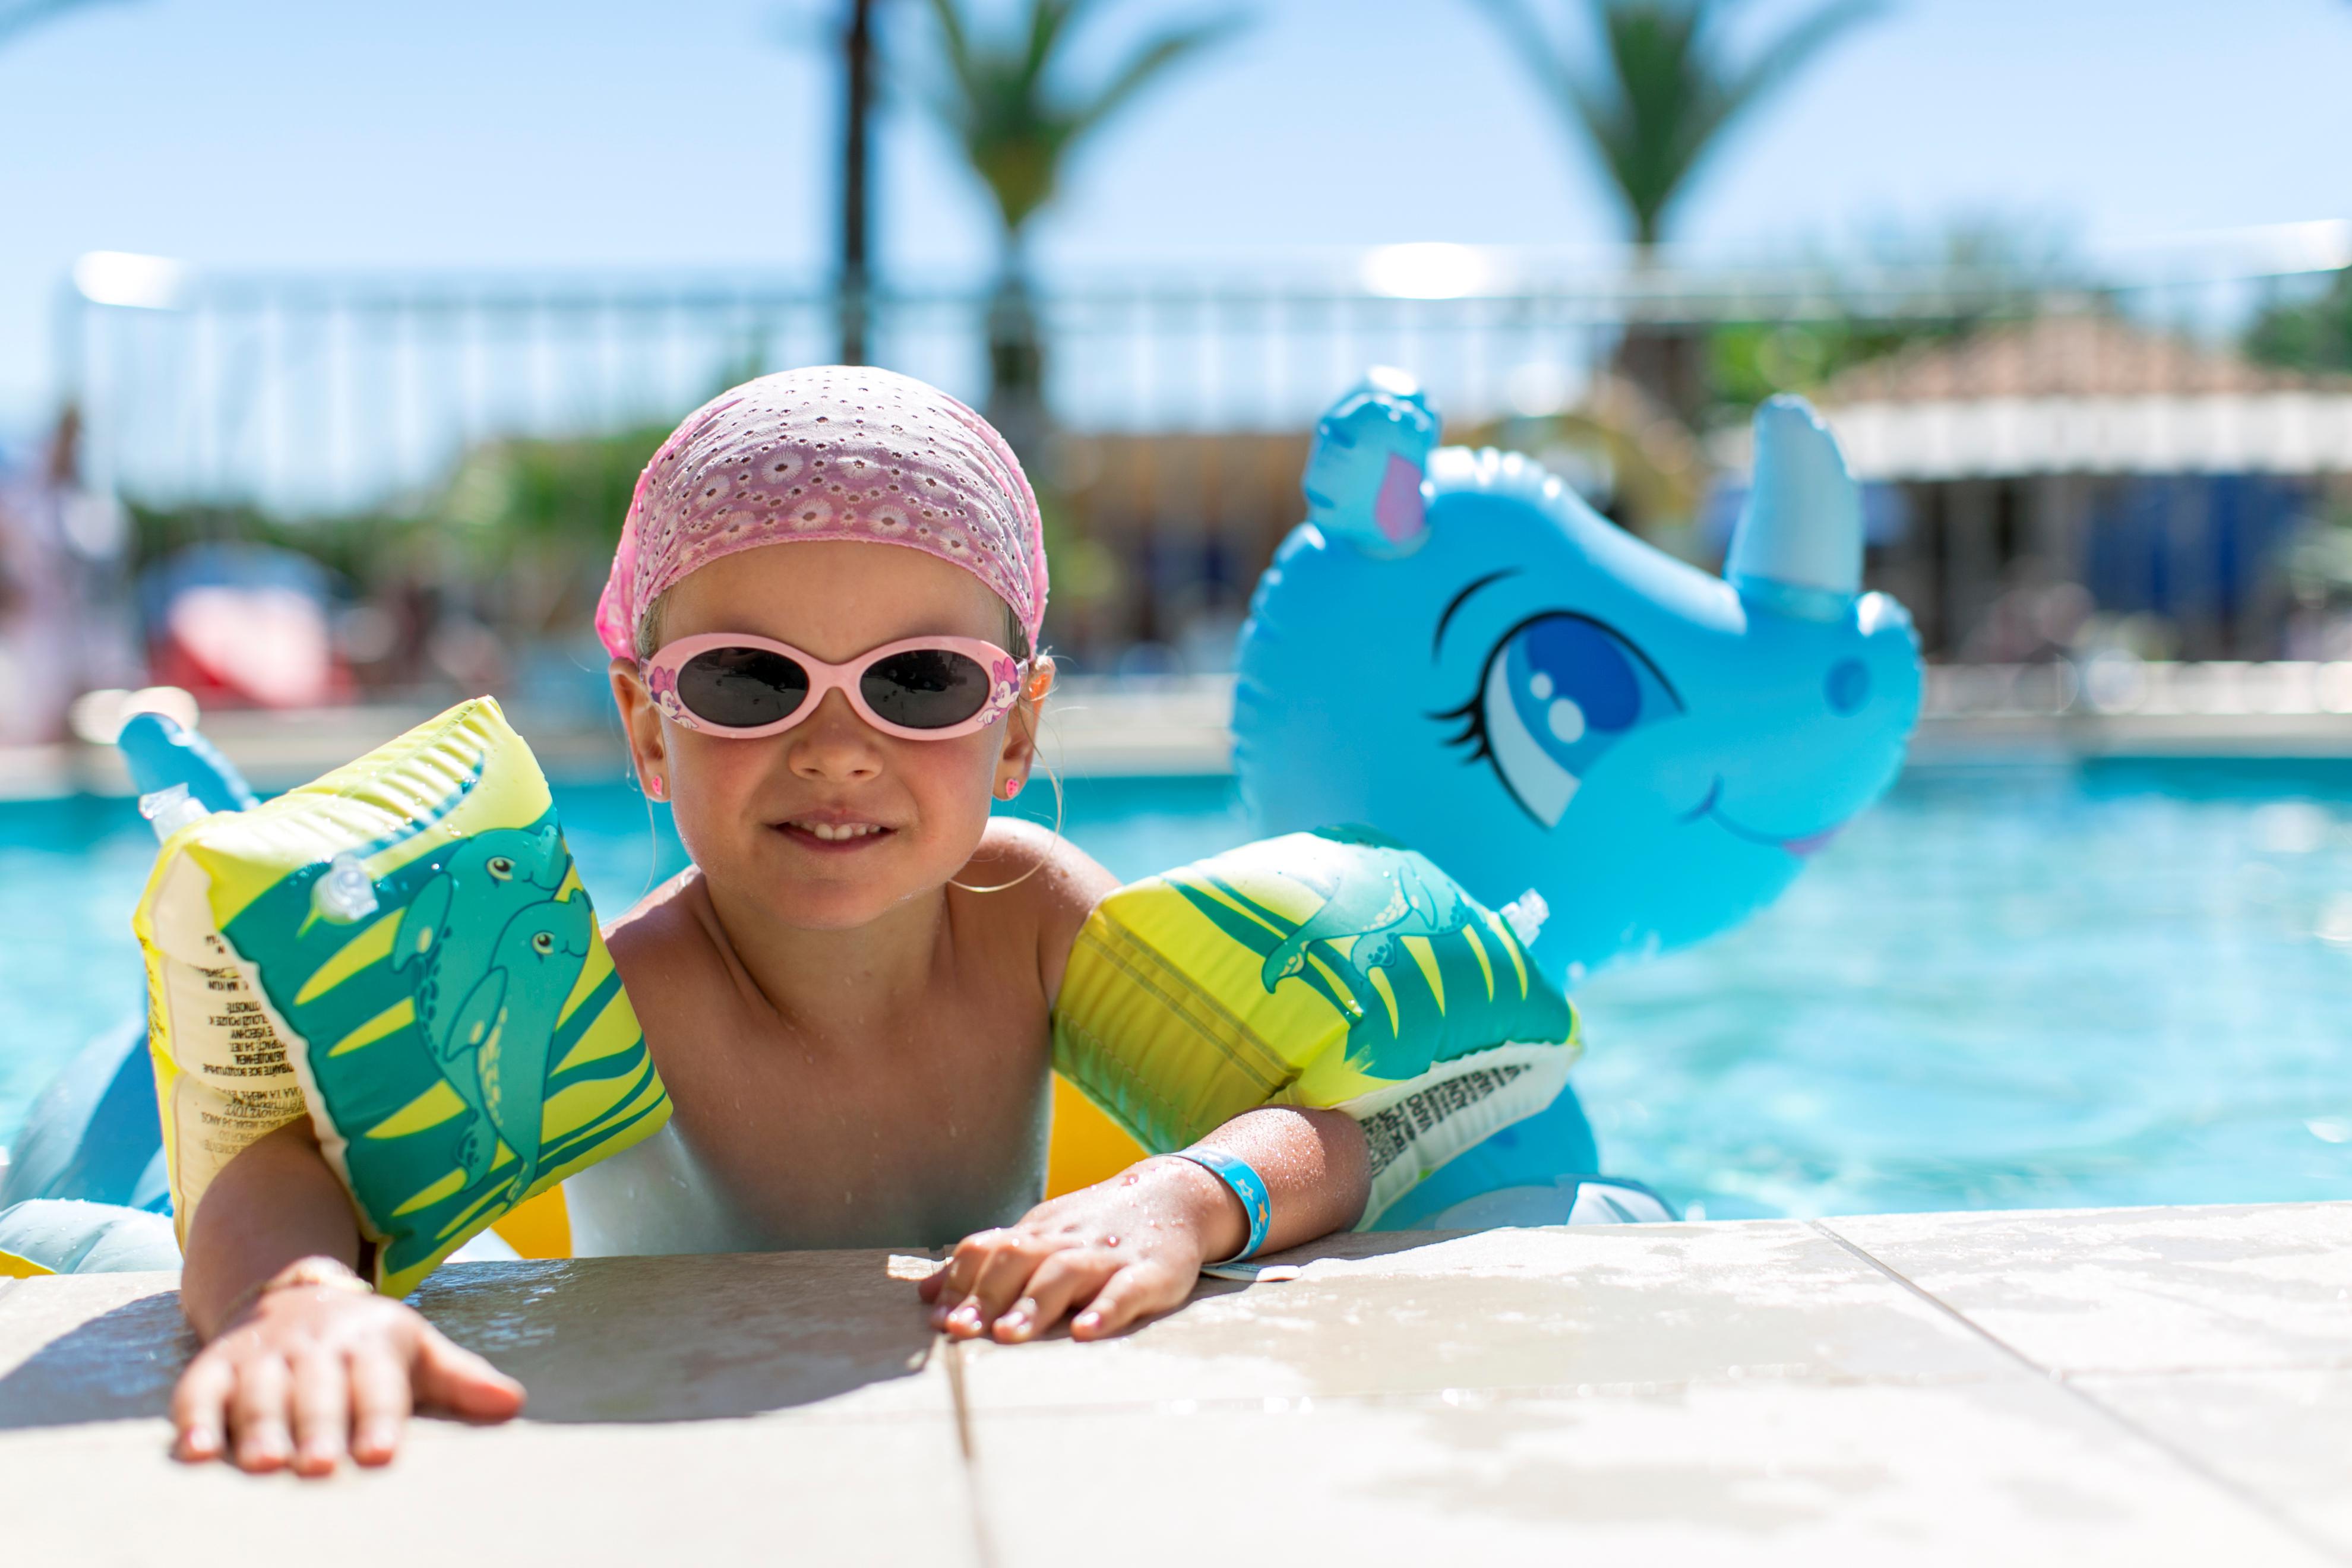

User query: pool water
[6,764,2350,1221]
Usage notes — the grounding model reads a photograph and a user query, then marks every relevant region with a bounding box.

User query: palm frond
[922,0,976,89]
[1464,0,1585,113]
[1716,0,1884,133]
[1468,0,1880,246]
[1068,12,1249,145]
[921,0,1248,242]
[1023,0,1080,83]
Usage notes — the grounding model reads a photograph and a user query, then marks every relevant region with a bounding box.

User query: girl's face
[610,540,1044,931]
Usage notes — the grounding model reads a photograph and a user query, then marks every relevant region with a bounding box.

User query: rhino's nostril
[1826,658,1870,715]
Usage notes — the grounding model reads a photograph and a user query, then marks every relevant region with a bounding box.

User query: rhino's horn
[1725,395,1862,607]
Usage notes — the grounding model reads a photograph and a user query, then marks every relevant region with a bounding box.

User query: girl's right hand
[172,1265,526,1475]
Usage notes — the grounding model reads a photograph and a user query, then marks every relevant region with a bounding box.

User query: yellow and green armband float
[133,698,670,1296]
[1049,827,1578,1226]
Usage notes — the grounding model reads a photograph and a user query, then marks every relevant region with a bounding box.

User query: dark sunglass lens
[862,649,991,729]
[676,647,810,728]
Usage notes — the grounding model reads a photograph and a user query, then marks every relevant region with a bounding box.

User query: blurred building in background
[1810,312,2352,663]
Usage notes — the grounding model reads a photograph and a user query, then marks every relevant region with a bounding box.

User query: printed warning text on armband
[193,1085,308,1161]
[1359,1062,1531,1175]
[157,944,311,1200]
[161,956,295,1083]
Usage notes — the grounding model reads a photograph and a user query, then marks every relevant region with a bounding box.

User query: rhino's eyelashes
[1434,611,1683,829]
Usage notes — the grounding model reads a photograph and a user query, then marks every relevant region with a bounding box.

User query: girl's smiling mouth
[774,815,896,849]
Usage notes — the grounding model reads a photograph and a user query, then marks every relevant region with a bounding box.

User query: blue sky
[3,0,2350,431]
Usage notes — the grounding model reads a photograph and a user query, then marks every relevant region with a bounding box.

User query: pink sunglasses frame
[640,632,1029,741]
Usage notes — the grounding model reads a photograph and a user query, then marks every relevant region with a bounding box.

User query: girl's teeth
[800,821,879,842]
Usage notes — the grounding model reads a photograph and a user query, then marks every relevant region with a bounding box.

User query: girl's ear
[995,655,1054,790]
[609,657,671,798]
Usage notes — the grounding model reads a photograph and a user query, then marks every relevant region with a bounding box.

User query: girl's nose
[786,690,884,781]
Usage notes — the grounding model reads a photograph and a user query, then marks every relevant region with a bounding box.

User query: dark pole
[838,0,877,365]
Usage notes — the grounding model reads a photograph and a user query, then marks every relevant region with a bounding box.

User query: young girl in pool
[167,366,1371,1475]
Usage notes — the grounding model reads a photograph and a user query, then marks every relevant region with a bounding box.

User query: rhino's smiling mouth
[1681,779,1846,858]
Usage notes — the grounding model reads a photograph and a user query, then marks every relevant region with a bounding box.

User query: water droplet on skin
[1102,1235,1120,1248]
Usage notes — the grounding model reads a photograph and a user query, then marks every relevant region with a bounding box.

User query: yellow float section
[482,1074,1138,1261]
[0,1248,54,1279]
[488,1184,574,1259]
[1045,1074,1149,1195]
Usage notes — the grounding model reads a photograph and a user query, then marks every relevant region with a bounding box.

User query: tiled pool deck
[5,1202,2349,1564]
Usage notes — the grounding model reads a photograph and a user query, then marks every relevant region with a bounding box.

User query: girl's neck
[699,874,951,1048]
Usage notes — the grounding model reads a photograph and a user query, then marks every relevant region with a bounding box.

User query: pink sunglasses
[641,633,1029,740]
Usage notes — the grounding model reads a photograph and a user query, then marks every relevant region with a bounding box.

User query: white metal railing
[1925,659,2352,719]
[56,232,2351,515]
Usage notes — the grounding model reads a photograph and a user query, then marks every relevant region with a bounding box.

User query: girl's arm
[921,1105,1368,1342]
[179,1120,366,1338]
[171,1120,524,1474]
[922,823,1373,1341]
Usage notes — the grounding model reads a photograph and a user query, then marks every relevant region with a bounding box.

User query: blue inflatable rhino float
[1237,369,1923,988]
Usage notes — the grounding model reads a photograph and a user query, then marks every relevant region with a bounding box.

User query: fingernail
[999,1310,1028,1336]
[1074,1310,1103,1332]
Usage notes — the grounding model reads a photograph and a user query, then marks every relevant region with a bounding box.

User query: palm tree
[1471,0,1882,415]
[1471,0,1882,246]
[921,0,1244,455]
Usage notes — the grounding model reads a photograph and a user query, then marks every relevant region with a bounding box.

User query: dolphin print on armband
[390,824,576,1191]
[438,894,597,1205]
[1235,369,1922,991]
[1257,832,1477,994]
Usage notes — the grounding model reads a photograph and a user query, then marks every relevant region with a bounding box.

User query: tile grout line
[938,1336,1002,1568]
[1809,1219,2350,1567]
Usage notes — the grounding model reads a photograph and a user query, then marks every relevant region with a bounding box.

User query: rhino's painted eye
[488,856,515,880]
[1437,613,1681,827]
[531,931,555,955]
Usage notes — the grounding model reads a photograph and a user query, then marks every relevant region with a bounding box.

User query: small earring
[646,775,667,801]
[999,777,1023,800]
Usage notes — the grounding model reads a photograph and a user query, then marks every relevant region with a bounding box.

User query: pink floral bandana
[595,366,1048,660]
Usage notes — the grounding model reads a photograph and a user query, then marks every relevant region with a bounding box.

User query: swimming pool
[6,763,2349,1221]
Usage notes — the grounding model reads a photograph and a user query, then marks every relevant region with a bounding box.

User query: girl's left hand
[919,1157,1246,1343]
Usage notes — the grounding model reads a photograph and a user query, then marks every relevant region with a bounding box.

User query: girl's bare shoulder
[602,865,720,973]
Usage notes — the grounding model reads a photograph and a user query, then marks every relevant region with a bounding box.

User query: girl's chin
[756,884,919,931]
[747,853,958,929]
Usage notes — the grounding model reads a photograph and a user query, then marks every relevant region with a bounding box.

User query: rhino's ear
[1305,366,1440,553]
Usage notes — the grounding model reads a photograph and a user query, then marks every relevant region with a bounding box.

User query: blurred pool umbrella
[139,545,348,710]
[919,0,1246,460]
[1469,0,1883,416]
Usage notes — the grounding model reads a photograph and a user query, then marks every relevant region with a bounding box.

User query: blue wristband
[1171,1146,1273,1264]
